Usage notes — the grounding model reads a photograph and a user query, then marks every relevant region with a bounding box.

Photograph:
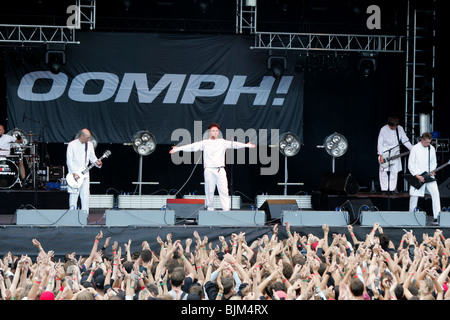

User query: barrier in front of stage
[16,209,88,226]
[197,210,265,226]
[360,211,426,227]
[281,210,349,226]
[105,210,175,226]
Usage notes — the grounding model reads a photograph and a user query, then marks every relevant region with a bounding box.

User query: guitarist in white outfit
[66,129,102,213]
[408,132,441,225]
[377,116,413,194]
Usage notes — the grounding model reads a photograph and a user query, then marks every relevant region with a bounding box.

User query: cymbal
[27,132,39,136]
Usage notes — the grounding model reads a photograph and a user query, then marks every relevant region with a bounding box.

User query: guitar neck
[81,154,107,175]
[434,161,450,174]
[387,151,410,161]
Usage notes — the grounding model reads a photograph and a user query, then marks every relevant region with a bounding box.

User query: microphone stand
[383,143,401,211]
[229,136,234,211]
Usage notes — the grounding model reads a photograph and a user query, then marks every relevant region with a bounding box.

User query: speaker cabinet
[105,210,175,226]
[197,210,265,226]
[166,198,205,220]
[319,173,360,196]
[340,199,374,223]
[439,177,450,197]
[282,210,349,226]
[360,211,426,227]
[259,199,298,221]
[16,209,88,226]
[439,211,450,226]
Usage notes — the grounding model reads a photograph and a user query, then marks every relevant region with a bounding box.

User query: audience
[0,222,449,300]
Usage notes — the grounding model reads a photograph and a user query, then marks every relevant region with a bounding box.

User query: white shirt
[377,124,412,171]
[0,134,16,157]
[408,142,437,177]
[174,138,249,168]
[66,139,99,174]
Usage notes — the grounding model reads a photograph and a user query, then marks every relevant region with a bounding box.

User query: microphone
[22,112,26,122]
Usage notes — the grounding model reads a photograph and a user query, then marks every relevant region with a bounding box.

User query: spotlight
[130,130,157,195]
[132,131,156,156]
[278,132,302,195]
[45,44,66,75]
[323,133,348,158]
[268,56,287,79]
[358,52,377,78]
[279,132,301,157]
[7,128,29,146]
[75,130,98,149]
[318,133,348,173]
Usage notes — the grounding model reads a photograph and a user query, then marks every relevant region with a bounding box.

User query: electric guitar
[404,160,450,189]
[379,150,410,169]
[66,150,111,189]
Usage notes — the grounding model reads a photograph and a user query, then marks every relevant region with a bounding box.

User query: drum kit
[0,128,44,190]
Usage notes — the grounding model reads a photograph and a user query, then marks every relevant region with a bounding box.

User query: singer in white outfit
[170,123,255,211]
[66,129,102,213]
[377,117,412,193]
[408,132,441,225]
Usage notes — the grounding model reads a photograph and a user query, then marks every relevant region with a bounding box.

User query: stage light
[279,132,301,157]
[358,52,377,78]
[7,128,29,146]
[45,44,66,75]
[132,130,156,156]
[317,132,348,173]
[278,132,302,195]
[323,132,348,158]
[129,130,157,195]
[245,0,256,6]
[268,56,287,79]
[75,130,98,149]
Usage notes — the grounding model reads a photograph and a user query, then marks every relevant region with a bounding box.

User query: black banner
[6,32,303,145]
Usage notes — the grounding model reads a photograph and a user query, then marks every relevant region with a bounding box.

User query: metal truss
[251,32,403,53]
[0,24,78,45]
[237,1,403,53]
[0,0,95,46]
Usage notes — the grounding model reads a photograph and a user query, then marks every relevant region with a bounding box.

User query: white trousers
[204,167,230,211]
[379,166,399,191]
[409,181,441,219]
[68,176,90,214]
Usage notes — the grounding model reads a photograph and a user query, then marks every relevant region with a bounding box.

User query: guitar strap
[85,142,88,166]
[428,146,430,173]
[396,127,405,151]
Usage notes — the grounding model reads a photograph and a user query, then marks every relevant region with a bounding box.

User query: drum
[0,158,19,189]
[9,142,26,156]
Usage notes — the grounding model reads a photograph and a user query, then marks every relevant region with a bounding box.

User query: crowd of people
[1,222,449,301]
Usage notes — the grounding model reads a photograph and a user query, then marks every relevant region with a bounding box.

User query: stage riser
[360,211,426,227]
[197,210,265,226]
[16,209,88,226]
[282,210,349,226]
